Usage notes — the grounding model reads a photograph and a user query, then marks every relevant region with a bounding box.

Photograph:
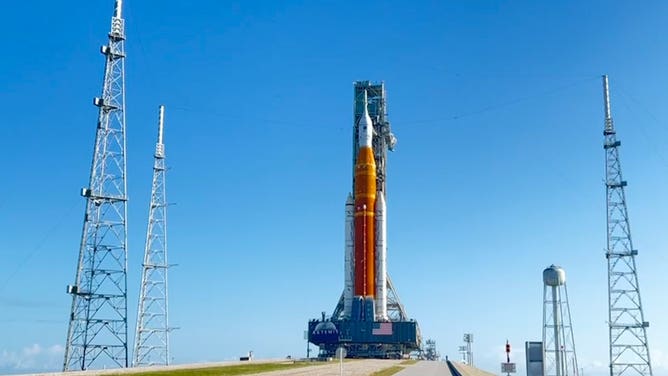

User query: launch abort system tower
[307,81,421,359]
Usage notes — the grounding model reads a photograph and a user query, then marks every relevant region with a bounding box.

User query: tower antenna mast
[64,0,129,370]
[134,106,172,366]
[602,75,653,376]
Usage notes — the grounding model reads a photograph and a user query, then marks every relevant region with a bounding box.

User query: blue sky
[1,0,668,374]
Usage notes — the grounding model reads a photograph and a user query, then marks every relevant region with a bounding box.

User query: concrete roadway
[395,361,453,376]
[260,359,494,376]
[259,359,402,375]
[261,360,456,376]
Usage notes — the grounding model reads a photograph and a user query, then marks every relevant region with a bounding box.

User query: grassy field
[107,361,314,376]
[399,359,419,365]
[369,365,406,376]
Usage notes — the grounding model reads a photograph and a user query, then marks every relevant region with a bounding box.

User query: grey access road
[259,359,402,375]
[395,361,453,376]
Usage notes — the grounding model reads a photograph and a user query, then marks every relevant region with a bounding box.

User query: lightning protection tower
[134,106,172,366]
[463,333,474,366]
[542,265,578,376]
[64,0,129,370]
[602,75,652,376]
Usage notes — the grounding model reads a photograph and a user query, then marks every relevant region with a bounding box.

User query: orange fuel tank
[353,92,377,298]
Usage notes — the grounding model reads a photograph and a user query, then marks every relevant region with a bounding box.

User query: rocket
[344,90,388,321]
[354,90,376,299]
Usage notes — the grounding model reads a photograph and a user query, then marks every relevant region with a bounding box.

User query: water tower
[542,265,579,376]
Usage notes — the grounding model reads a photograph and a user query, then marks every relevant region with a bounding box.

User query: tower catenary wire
[602,75,653,376]
[134,105,172,367]
[63,0,129,370]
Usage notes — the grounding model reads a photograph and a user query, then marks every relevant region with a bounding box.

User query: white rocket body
[375,192,388,320]
[343,194,354,319]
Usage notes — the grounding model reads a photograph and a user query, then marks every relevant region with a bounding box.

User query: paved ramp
[448,361,497,376]
[395,361,452,375]
[259,359,401,375]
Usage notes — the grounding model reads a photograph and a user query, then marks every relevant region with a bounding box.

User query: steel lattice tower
[602,75,652,376]
[63,0,128,370]
[134,106,171,366]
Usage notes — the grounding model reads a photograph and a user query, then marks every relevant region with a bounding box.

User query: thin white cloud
[652,348,668,374]
[0,343,64,371]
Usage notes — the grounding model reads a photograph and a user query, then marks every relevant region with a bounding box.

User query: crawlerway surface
[15,359,405,376]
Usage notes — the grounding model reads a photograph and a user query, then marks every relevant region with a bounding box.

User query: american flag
[372,322,393,336]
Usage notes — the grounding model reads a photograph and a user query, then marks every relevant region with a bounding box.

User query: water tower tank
[543,265,566,286]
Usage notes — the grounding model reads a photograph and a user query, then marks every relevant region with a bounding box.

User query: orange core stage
[354,145,377,298]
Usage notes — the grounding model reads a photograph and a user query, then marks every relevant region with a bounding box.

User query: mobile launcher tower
[308,81,421,359]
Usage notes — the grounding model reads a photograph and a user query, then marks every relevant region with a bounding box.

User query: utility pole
[463,333,473,366]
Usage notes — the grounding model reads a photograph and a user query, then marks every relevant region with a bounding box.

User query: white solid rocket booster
[344,194,354,318]
[375,192,388,320]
